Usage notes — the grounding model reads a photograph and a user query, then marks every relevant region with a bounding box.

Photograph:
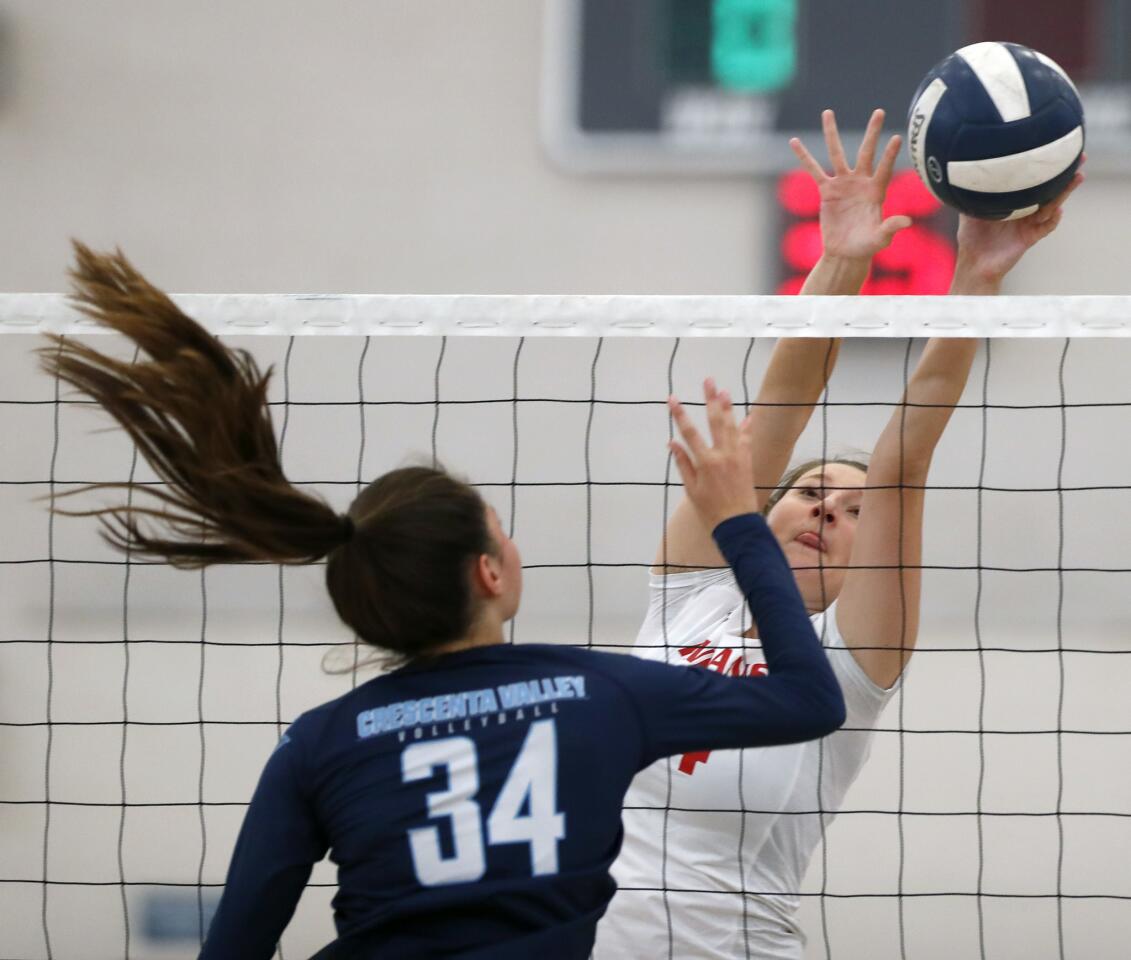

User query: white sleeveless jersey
[594,569,900,960]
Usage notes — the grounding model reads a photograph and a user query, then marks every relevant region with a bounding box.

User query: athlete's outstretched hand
[790,108,912,260]
[951,165,1085,293]
[668,379,757,532]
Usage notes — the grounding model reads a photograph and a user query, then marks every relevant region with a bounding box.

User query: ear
[471,551,505,599]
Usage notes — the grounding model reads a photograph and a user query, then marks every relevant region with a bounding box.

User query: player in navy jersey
[40,244,846,960]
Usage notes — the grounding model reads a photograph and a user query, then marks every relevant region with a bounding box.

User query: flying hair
[39,242,496,662]
[39,241,350,566]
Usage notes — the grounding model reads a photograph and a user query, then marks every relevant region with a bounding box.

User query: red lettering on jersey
[679,637,768,680]
[678,640,713,664]
[676,654,769,774]
[705,648,732,674]
[678,751,710,774]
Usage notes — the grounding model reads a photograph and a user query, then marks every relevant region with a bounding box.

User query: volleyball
[907,41,1085,220]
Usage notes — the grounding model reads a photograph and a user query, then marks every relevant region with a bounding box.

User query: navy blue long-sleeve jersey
[199,514,845,959]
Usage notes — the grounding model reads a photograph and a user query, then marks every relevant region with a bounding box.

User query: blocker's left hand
[790,108,912,261]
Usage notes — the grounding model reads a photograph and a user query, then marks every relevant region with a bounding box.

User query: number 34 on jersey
[401,719,566,886]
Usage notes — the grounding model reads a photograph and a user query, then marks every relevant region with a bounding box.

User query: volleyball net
[2,294,1131,960]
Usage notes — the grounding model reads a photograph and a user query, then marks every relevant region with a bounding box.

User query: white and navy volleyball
[907,42,1085,221]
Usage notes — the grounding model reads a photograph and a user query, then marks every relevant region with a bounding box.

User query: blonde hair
[762,457,870,515]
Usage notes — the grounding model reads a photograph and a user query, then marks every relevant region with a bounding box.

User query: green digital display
[662,0,797,91]
[711,0,797,92]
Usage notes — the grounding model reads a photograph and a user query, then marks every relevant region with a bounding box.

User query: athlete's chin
[790,567,842,611]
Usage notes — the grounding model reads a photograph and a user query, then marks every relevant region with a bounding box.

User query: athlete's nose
[811,502,836,525]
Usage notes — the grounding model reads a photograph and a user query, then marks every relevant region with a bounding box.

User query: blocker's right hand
[953,165,1085,289]
[790,108,912,260]
[668,379,758,532]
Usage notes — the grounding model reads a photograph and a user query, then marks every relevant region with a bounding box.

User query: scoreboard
[542,0,1131,175]
[541,0,1130,293]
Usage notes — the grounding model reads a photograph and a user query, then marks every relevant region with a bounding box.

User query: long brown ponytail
[41,242,494,661]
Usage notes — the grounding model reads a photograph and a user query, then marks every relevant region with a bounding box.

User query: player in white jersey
[594,110,1084,959]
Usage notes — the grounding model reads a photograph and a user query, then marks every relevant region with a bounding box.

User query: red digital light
[862,225,955,295]
[777,170,956,295]
[781,222,823,272]
[777,169,820,217]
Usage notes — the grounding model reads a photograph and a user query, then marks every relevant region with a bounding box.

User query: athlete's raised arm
[655,108,911,573]
[837,170,1085,688]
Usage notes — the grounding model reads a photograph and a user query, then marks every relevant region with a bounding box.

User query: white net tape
[2,293,1131,337]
